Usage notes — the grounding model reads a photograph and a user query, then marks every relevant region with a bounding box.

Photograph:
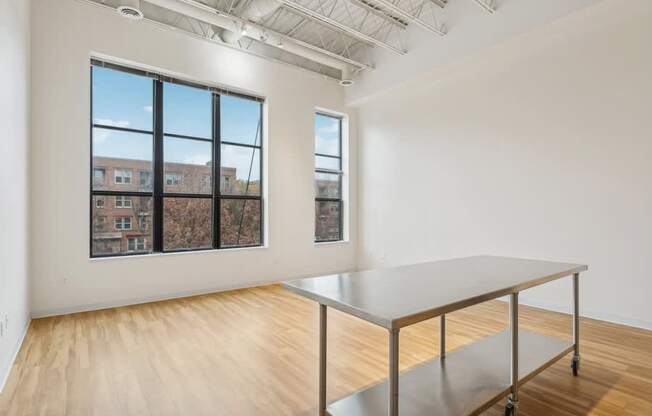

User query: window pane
[221,95,262,146]
[92,66,153,131]
[220,199,261,247]
[315,200,341,241]
[315,114,340,156]
[91,195,152,256]
[164,136,212,194]
[92,129,153,191]
[315,155,340,170]
[221,144,260,196]
[163,198,212,250]
[163,82,212,139]
[315,172,341,199]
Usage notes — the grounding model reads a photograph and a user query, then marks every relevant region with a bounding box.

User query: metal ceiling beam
[369,0,446,36]
[280,0,407,55]
[472,0,496,14]
[346,0,408,29]
[148,0,374,70]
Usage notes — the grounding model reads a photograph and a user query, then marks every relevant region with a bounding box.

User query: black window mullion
[163,132,212,142]
[92,124,153,135]
[213,93,221,249]
[89,65,94,257]
[258,100,264,246]
[153,79,164,252]
[338,117,343,240]
[221,140,262,149]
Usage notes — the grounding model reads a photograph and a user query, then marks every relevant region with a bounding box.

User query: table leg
[572,273,581,376]
[389,328,400,416]
[319,304,327,416]
[440,314,446,360]
[508,292,519,416]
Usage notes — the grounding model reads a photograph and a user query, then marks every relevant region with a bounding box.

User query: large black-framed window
[90,60,264,257]
[314,112,343,242]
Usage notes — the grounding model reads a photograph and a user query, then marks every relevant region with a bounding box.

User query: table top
[283,256,587,329]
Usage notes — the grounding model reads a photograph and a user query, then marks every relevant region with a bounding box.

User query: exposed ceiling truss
[472,0,496,14]
[84,0,497,83]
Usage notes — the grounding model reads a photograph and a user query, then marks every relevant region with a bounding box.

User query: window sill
[315,239,350,247]
[89,244,268,262]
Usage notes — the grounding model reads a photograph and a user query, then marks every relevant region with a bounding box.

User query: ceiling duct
[143,0,362,84]
[221,0,282,44]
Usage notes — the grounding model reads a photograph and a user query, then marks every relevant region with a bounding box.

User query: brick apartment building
[92,156,238,255]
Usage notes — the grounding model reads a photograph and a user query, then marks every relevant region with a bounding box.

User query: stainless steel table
[283,256,587,416]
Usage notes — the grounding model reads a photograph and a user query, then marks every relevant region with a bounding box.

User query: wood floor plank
[1,284,650,416]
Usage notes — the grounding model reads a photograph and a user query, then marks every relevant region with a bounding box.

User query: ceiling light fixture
[116,0,144,20]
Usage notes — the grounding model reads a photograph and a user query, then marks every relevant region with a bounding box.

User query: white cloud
[92,119,130,144]
[93,128,111,144]
[143,106,153,113]
[94,118,130,128]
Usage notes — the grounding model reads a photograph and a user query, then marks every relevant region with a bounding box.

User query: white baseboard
[0,320,30,395]
[502,297,652,332]
[30,280,277,319]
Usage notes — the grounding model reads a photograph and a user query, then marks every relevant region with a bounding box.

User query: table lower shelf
[327,329,573,416]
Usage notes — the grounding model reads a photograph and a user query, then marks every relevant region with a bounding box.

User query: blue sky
[92,66,261,180]
[92,66,340,181]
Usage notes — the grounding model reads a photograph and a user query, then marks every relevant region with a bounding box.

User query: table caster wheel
[571,359,580,376]
[504,402,515,416]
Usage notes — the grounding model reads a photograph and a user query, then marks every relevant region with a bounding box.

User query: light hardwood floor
[1,284,651,416]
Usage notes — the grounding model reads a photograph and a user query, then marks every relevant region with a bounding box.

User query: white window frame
[128,237,146,251]
[165,172,182,186]
[114,216,132,231]
[314,108,349,244]
[114,169,133,184]
[115,195,132,209]
[94,168,106,183]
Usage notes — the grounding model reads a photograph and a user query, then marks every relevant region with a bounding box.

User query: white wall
[0,0,31,390]
[30,0,357,316]
[356,0,652,329]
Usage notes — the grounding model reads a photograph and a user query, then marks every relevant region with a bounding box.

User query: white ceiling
[346,0,605,103]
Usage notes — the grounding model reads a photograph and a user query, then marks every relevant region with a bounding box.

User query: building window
[94,216,106,232]
[114,217,132,231]
[128,237,146,252]
[90,60,264,257]
[93,168,105,185]
[115,195,132,208]
[138,214,149,231]
[139,171,151,187]
[165,172,182,186]
[114,169,132,184]
[314,112,344,242]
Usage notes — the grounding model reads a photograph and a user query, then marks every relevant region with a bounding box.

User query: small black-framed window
[314,112,343,242]
[90,59,264,257]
